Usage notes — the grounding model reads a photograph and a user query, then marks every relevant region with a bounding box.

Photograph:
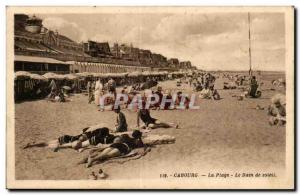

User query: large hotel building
[14,14,196,74]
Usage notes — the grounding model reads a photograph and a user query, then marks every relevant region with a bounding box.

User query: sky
[38,12,285,71]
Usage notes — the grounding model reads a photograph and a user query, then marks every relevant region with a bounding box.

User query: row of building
[14,14,197,74]
[84,41,193,69]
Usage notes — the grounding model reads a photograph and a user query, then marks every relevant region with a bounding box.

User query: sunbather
[23,126,111,151]
[81,130,144,168]
[137,105,178,129]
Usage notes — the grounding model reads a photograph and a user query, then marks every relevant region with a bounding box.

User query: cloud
[43,17,87,42]
[39,12,286,71]
[151,13,243,43]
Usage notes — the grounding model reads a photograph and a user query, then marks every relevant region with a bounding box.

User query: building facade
[14,14,196,74]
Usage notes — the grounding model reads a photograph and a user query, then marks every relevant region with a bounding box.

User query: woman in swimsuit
[137,107,179,129]
[84,130,144,168]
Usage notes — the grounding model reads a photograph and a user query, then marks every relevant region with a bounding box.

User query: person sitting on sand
[193,81,203,92]
[137,105,178,129]
[175,91,190,109]
[114,106,128,132]
[268,94,286,126]
[80,130,144,168]
[199,86,211,99]
[57,88,66,102]
[209,86,221,100]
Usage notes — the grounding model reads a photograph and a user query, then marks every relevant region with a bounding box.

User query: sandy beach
[14,72,286,180]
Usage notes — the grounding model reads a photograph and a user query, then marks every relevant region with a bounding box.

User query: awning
[14,55,69,64]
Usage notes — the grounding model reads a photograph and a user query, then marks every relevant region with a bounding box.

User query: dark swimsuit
[110,143,130,154]
[89,134,115,146]
[84,127,109,139]
[58,135,81,145]
[57,127,109,145]
[110,138,144,155]
[139,110,157,126]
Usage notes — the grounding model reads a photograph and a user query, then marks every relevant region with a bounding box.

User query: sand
[14,73,286,180]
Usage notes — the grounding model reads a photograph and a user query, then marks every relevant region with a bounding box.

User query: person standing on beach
[249,76,258,98]
[87,81,93,104]
[48,79,57,99]
[94,79,102,106]
[108,78,117,97]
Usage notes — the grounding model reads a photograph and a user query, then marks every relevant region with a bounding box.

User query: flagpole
[248,12,252,76]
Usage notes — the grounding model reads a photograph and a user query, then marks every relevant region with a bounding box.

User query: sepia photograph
[6,6,294,189]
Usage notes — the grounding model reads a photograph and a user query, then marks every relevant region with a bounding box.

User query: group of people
[268,94,286,126]
[87,77,117,105]
[47,79,68,102]
[24,102,178,167]
[188,73,221,100]
[24,125,145,168]
[85,75,195,111]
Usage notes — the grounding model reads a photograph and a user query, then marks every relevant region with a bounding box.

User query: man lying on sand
[79,130,144,168]
[23,126,112,151]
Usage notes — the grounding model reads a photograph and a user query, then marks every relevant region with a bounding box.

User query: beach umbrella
[75,72,93,78]
[29,73,48,81]
[101,73,114,78]
[15,71,31,80]
[62,86,71,91]
[116,72,128,78]
[91,73,102,78]
[152,71,160,76]
[43,72,59,79]
[64,74,79,80]
[142,71,151,76]
[128,71,142,77]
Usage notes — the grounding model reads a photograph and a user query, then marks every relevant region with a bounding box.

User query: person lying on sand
[79,130,144,168]
[70,128,117,151]
[23,126,111,151]
[137,106,178,129]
